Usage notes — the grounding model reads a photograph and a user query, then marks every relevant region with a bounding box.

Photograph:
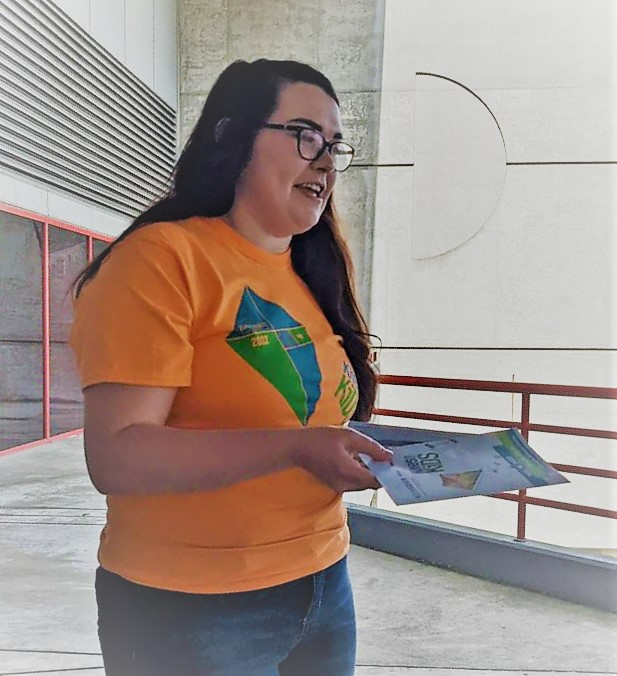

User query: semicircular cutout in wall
[412,73,507,260]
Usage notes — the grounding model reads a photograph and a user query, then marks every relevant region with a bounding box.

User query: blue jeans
[96,556,356,675]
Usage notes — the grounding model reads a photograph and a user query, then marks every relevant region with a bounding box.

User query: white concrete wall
[372,0,615,353]
[0,0,178,238]
[364,0,617,550]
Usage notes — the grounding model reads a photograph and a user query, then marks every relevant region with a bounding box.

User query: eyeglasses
[261,123,355,172]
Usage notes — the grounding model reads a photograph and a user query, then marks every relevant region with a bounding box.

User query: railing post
[41,221,50,440]
[516,392,531,540]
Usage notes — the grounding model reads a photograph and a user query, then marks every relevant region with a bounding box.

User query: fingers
[292,426,390,494]
[325,427,390,492]
[351,471,382,491]
[346,428,393,463]
[316,448,380,493]
[347,454,383,491]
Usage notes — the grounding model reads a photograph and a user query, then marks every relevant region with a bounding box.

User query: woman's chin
[292,219,320,237]
[291,209,324,234]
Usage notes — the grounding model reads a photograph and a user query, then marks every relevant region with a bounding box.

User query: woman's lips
[295,185,324,201]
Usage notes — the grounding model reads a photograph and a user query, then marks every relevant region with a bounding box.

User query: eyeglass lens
[298,129,353,172]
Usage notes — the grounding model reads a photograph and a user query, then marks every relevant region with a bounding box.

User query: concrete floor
[1,435,616,675]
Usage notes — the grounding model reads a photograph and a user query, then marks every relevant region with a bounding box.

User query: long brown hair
[73,59,377,420]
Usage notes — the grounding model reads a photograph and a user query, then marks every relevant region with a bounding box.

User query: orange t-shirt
[70,216,360,593]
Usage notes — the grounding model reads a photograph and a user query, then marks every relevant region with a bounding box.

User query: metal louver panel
[0,0,177,216]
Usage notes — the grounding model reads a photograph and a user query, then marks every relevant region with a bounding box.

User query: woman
[70,58,391,676]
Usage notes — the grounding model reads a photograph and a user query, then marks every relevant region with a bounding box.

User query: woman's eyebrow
[287,117,343,140]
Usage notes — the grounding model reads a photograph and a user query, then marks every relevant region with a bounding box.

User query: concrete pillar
[178,0,386,315]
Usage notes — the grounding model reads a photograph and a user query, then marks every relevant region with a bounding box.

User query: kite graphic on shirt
[226,287,322,425]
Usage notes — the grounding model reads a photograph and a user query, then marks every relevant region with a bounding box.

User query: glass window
[93,238,109,258]
[49,226,87,436]
[0,213,44,451]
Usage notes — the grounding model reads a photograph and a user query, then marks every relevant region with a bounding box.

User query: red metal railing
[375,374,617,540]
[0,203,112,456]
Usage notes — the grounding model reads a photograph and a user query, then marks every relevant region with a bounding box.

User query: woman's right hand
[289,426,393,493]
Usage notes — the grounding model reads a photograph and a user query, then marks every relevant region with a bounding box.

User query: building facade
[1,0,614,548]
[0,0,178,450]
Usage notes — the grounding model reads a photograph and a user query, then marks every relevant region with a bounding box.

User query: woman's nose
[312,146,336,173]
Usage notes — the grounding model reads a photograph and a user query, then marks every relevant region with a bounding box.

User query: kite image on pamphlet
[440,470,483,490]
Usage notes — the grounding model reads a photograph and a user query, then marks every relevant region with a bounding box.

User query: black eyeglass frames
[261,123,355,172]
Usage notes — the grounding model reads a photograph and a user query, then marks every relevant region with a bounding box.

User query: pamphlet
[351,422,568,506]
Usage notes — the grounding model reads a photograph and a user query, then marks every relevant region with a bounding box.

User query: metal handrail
[374,374,617,539]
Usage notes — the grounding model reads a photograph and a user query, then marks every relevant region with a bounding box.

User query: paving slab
[350,545,617,673]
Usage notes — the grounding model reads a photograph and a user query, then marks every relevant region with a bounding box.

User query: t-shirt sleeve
[70,232,194,389]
